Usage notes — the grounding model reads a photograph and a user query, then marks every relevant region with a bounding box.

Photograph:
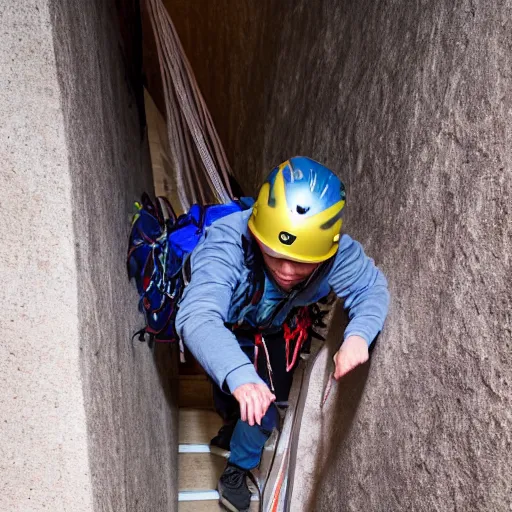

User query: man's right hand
[232,383,276,426]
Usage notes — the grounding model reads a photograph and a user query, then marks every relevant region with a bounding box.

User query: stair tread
[179,453,259,496]
[178,500,259,511]
[179,408,223,444]
[179,453,227,491]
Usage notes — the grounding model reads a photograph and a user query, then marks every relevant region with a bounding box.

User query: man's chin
[273,275,302,291]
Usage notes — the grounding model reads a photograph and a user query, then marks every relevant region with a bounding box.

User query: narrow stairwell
[177,375,260,511]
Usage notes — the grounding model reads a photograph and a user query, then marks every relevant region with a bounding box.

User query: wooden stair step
[179,408,223,444]
[179,375,214,409]
[179,453,226,491]
[178,498,259,511]
[178,453,260,495]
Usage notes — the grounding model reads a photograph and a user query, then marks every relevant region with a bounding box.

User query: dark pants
[212,330,298,470]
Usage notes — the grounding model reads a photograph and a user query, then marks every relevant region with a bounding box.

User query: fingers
[254,395,264,426]
[261,387,276,411]
[333,351,354,379]
[251,386,273,426]
[260,387,276,422]
[333,345,369,380]
[239,394,247,423]
[264,387,275,407]
[255,389,275,425]
[334,356,357,380]
[246,394,255,426]
[233,383,276,426]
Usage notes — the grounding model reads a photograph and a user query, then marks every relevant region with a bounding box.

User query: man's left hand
[333,335,369,380]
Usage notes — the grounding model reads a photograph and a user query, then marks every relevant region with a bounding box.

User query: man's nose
[280,260,295,275]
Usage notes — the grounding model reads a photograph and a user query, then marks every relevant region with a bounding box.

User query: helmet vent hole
[296,205,310,215]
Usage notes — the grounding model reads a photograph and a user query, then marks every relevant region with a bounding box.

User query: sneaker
[218,463,251,512]
[210,422,236,452]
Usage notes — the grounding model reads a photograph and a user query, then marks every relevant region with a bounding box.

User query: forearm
[175,216,266,391]
[344,275,389,346]
[330,235,390,346]
[176,307,265,391]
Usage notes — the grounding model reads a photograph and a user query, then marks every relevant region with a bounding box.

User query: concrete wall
[1,2,93,510]
[1,1,178,510]
[168,1,512,510]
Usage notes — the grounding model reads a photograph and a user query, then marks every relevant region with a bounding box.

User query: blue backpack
[127,193,252,347]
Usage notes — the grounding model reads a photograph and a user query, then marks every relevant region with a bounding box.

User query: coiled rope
[146,0,234,210]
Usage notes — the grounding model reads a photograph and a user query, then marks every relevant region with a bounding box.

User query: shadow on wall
[152,342,180,415]
[298,301,372,511]
[308,363,371,510]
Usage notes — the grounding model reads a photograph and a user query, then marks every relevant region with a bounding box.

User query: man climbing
[175,156,389,512]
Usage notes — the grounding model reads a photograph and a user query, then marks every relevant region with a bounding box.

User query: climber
[175,156,389,512]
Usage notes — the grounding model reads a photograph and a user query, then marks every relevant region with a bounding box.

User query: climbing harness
[283,307,313,372]
[252,303,323,396]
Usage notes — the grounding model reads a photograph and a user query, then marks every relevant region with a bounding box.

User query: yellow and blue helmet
[248,156,346,263]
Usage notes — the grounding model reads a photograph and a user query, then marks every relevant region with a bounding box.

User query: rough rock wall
[1,2,93,510]
[49,1,179,511]
[266,2,512,511]
[167,1,511,510]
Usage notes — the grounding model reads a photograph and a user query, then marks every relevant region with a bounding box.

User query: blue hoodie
[175,209,389,393]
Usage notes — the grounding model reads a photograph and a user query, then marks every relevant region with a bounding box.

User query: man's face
[260,250,319,291]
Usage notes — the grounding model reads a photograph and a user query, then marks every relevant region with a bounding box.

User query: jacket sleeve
[175,219,266,392]
[328,234,390,346]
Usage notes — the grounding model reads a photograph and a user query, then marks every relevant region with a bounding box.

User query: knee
[260,404,279,435]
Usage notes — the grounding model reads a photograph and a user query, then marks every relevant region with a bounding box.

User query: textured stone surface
[49,1,179,511]
[269,3,512,511]
[0,1,93,510]
[167,1,512,510]
[1,1,178,511]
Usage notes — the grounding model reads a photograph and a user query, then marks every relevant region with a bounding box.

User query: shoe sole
[217,484,249,512]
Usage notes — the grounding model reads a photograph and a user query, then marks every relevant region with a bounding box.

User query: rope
[254,335,276,393]
[321,372,335,407]
[145,0,234,209]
